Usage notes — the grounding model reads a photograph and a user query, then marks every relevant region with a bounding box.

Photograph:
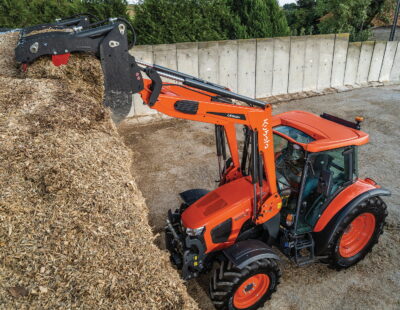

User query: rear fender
[314,179,386,232]
[223,239,280,269]
[313,188,390,255]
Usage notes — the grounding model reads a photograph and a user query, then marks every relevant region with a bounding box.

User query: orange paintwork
[140,79,281,226]
[272,111,369,152]
[233,273,270,309]
[139,77,372,253]
[339,212,376,257]
[313,179,378,232]
[181,176,268,253]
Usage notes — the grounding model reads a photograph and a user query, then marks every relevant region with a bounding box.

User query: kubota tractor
[14,17,391,310]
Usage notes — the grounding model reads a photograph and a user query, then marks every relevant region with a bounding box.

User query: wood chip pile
[0,32,198,309]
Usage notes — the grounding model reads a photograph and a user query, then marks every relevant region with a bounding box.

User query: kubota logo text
[262,118,270,150]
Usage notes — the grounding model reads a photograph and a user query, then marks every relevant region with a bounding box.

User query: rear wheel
[209,258,280,310]
[326,196,387,269]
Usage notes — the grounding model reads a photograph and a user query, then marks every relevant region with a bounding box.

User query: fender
[223,239,280,269]
[313,187,391,255]
[314,179,386,232]
[179,189,210,206]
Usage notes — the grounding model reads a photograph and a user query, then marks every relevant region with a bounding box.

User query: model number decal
[206,112,246,120]
[262,118,270,150]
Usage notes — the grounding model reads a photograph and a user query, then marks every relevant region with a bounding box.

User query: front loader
[15,17,391,310]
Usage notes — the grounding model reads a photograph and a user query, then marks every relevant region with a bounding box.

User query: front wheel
[209,258,281,310]
[325,196,387,270]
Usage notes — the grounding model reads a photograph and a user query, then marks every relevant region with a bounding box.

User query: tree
[0,0,130,29]
[229,0,290,38]
[316,0,372,41]
[133,0,245,45]
[283,0,318,35]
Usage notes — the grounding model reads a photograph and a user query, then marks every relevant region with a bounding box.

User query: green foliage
[229,0,290,38]
[316,0,372,41]
[283,0,318,35]
[133,0,289,45]
[374,0,397,25]
[283,0,391,41]
[0,0,129,29]
[133,0,245,45]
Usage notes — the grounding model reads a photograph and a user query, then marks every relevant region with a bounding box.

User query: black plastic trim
[320,113,358,129]
[262,212,281,244]
[211,218,232,243]
[223,239,280,269]
[179,189,210,206]
[174,100,199,114]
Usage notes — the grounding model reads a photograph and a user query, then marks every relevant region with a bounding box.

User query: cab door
[297,146,356,232]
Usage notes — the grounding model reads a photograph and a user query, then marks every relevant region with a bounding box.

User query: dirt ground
[119,85,400,310]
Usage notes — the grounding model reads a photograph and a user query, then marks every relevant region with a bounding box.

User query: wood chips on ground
[0,31,198,309]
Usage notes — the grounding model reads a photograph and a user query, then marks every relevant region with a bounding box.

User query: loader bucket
[14,17,144,122]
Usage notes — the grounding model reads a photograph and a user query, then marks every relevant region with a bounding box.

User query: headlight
[185,226,205,236]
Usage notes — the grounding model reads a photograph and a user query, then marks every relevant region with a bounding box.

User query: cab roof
[272,110,369,152]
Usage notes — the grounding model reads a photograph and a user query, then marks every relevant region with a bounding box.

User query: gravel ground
[119,85,400,310]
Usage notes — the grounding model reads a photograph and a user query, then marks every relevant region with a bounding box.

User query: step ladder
[293,233,315,266]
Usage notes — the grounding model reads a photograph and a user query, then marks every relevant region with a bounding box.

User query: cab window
[274,125,315,144]
[301,146,356,229]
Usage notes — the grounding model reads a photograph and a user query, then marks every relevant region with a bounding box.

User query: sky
[127,0,296,5]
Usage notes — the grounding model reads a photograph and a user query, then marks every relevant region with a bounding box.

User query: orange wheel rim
[233,273,270,309]
[339,212,376,258]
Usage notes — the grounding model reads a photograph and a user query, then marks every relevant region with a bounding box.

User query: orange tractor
[15,17,390,310]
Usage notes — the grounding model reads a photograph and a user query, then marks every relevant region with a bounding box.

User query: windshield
[274,125,315,144]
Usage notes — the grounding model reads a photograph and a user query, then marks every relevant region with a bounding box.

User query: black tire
[325,196,387,270]
[209,258,281,310]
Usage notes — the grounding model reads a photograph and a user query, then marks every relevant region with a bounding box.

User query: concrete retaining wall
[129,34,399,118]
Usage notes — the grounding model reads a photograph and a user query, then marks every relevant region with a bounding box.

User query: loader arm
[14,17,281,223]
[139,78,281,225]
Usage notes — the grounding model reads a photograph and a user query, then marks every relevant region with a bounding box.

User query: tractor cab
[271,111,369,234]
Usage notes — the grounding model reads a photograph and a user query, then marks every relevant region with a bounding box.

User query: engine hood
[181,176,257,229]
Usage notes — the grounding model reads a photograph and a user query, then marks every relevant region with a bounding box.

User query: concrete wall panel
[238,39,257,97]
[219,40,238,92]
[176,42,198,77]
[390,41,400,82]
[255,38,274,98]
[331,34,349,88]
[368,41,386,82]
[198,41,219,83]
[303,35,320,91]
[153,44,177,69]
[344,42,361,86]
[129,36,400,118]
[356,41,374,85]
[379,41,398,82]
[288,36,306,93]
[317,34,335,90]
[272,37,290,95]
[131,44,153,63]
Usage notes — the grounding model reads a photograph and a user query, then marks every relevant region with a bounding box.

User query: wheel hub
[244,283,254,293]
[233,273,270,309]
[339,212,376,258]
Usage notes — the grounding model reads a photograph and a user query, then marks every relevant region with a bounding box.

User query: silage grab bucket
[14,15,144,121]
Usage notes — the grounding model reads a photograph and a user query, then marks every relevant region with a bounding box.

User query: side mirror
[317,169,333,197]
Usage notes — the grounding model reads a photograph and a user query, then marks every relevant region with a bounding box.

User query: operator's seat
[304,154,333,226]
[303,153,333,199]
